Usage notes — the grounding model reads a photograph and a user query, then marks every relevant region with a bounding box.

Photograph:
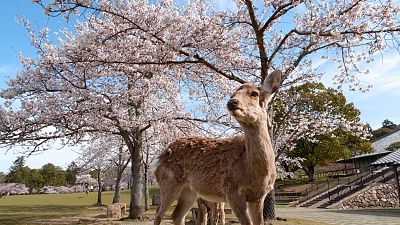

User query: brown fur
[196,198,225,225]
[154,70,282,225]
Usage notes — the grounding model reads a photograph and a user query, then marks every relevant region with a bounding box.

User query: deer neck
[242,121,275,173]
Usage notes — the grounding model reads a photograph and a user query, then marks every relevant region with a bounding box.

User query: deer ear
[259,70,282,108]
[261,70,282,96]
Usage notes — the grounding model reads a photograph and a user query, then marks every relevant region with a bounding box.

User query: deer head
[227,70,282,126]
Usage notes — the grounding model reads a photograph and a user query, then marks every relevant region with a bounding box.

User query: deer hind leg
[154,181,182,225]
[197,199,209,225]
[171,187,197,225]
[209,202,218,225]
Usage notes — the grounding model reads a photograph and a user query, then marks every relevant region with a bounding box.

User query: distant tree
[382,119,397,129]
[25,169,45,193]
[385,142,400,152]
[65,161,80,185]
[371,128,391,140]
[371,120,398,140]
[5,158,69,191]
[0,172,5,182]
[5,156,29,184]
[8,156,25,172]
[39,163,67,186]
[77,134,114,206]
[290,135,347,181]
[277,83,373,182]
[76,174,97,190]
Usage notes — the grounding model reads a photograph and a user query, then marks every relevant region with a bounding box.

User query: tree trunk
[96,170,102,205]
[263,104,276,221]
[128,128,144,219]
[144,163,149,211]
[129,151,143,219]
[304,165,315,182]
[263,189,276,221]
[112,174,122,204]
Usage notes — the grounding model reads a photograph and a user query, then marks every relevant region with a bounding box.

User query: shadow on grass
[0,205,104,225]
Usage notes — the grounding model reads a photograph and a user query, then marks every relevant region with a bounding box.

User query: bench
[107,203,127,218]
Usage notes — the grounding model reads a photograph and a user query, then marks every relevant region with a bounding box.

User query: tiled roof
[370,149,400,166]
[371,129,400,153]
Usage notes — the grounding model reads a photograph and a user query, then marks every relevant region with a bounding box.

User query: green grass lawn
[0,190,131,224]
[0,186,327,225]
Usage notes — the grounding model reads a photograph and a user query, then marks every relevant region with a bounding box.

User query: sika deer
[154,70,282,225]
[0,191,9,199]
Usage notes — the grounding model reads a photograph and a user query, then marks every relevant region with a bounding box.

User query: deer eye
[250,91,259,97]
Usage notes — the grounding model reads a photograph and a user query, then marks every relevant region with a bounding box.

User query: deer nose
[227,99,238,110]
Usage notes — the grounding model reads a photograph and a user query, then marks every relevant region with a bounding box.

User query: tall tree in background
[382,119,397,129]
[1,0,400,220]
[40,163,67,186]
[5,156,28,184]
[25,169,45,193]
[275,82,373,181]
[65,161,80,185]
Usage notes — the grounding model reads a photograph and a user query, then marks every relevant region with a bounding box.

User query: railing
[286,165,399,207]
[324,166,396,206]
[298,168,359,180]
[297,170,365,204]
[297,165,386,205]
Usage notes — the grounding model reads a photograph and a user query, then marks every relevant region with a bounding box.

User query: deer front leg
[227,193,252,225]
[219,202,226,225]
[248,197,265,225]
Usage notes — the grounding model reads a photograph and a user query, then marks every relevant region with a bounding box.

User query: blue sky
[1,0,400,172]
[0,1,81,172]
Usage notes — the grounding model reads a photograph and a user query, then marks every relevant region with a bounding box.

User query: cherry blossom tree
[1,0,400,220]
[0,1,199,217]
[75,174,97,190]
[275,82,373,181]
[77,135,114,205]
